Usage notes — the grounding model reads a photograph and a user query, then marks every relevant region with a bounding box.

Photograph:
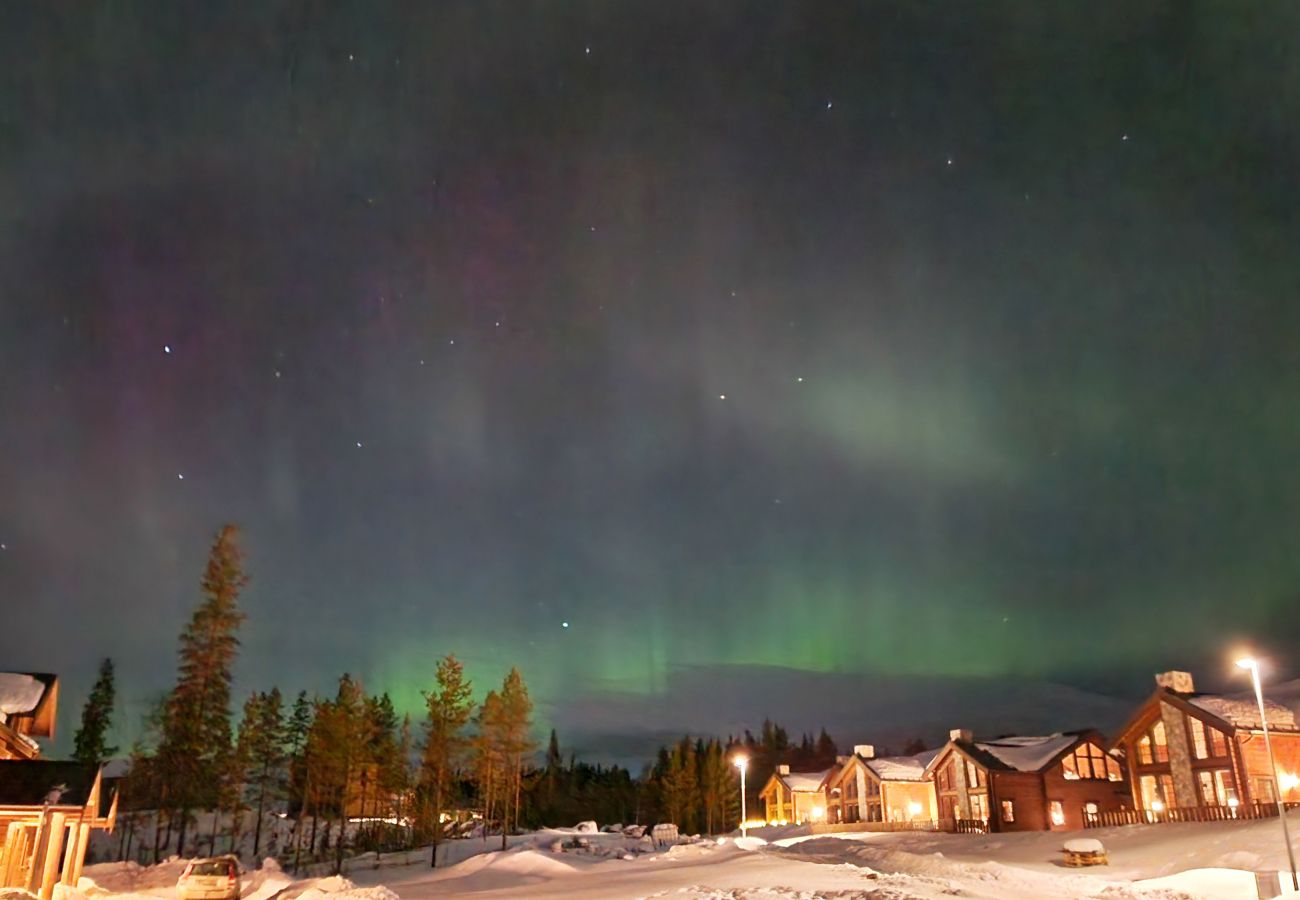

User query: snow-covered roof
[975,734,1081,772]
[867,749,940,782]
[779,769,832,792]
[1188,695,1297,731]
[0,673,47,717]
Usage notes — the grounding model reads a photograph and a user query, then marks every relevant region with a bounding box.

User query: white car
[177,855,241,900]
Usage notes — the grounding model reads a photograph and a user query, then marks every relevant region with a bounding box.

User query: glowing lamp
[1280,773,1300,793]
[1228,797,1240,809]
[1150,799,1164,813]
[907,802,923,818]
[811,806,824,820]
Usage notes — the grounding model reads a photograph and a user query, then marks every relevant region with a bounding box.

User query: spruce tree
[237,689,287,859]
[73,657,119,765]
[420,655,473,867]
[157,524,248,858]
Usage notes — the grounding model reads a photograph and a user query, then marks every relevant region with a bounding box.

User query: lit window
[1152,721,1168,762]
[1209,727,1229,758]
[1049,800,1065,827]
[1062,754,1079,780]
[1000,799,1015,823]
[1137,734,1153,765]
[1084,801,1099,816]
[1191,720,1208,760]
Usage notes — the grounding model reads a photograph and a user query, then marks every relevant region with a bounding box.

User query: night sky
[4,3,1300,757]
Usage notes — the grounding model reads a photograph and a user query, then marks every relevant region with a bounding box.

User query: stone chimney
[777,764,790,776]
[853,744,875,759]
[949,728,974,743]
[1155,671,1195,693]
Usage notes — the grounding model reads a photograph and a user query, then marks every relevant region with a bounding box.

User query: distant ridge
[550,664,1136,770]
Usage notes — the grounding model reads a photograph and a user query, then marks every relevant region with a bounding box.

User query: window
[1049,800,1065,827]
[1209,727,1229,757]
[1136,721,1168,765]
[965,760,985,788]
[1253,776,1277,804]
[1000,799,1015,823]
[969,792,988,822]
[1191,720,1208,760]
[1063,743,1123,781]
[1140,774,1176,810]
[1197,770,1237,807]
[938,763,953,792]
[1084,801,1099,816]
[1152,721,1168,762]
[1137,734,1152,765]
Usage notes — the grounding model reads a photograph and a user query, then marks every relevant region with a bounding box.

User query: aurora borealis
[3,3,1299,758]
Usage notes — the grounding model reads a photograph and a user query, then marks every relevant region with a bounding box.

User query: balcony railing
[1084,801,1300,828]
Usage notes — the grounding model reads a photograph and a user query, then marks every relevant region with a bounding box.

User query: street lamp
[734,755,749,838]
[1237,656,1298,892]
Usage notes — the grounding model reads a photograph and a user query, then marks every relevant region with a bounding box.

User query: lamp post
[1237,656,1298,892]
[734,755,748,838]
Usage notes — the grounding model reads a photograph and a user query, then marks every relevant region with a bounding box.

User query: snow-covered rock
[573,820,598,833]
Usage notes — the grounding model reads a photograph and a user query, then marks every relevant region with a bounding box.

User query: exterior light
[1228,797,1240,809]
[733,755,749,838]
[1280,773,1300,793]
[812,806,824,820]
[1150,799,1164,813]
[907,802,923,818]
[1237,655,1299,891]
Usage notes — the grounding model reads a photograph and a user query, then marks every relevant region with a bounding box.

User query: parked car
[177,855,241,900]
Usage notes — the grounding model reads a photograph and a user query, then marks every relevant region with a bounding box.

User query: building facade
[0,674,59,761]
[759,764,830,825]
[926,729,1130,832]
[1111,670,1300,813]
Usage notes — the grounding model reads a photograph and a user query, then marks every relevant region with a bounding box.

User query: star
[273,369,282,378]
[1122,134,1129,141]
[795,376,803,383]
[946,157,953,166]
[585,46,591,55]
[826,100,833,109]
[449,338,456,345]
[562,621,570,628]
[177,473,184,480]
[164,345,172,354]
[356,441,363,448]
[719,393,727,400]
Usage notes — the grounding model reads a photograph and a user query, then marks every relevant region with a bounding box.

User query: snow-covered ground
[77,813,1300,900]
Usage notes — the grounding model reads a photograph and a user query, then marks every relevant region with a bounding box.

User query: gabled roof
[866,749,940,782]
[781,768,832,792]
[927,731,1097,775]
[1188,694,1297,731]
[1112,687,1300,749]
[762,767,832,797]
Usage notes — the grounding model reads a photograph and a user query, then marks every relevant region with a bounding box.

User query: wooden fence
[947,819,989,834]
[1084,801,1300,829]
[810,820,938,835]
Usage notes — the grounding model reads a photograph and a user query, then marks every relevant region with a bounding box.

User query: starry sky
[3,2,1300,757]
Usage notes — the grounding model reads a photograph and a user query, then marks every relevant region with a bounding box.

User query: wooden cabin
[925,728,1129,832]
[823,744,938,825]
[0,674,59,761]
[0,761,117,900]
[1111,670,1300,814]
[759,764,831,825]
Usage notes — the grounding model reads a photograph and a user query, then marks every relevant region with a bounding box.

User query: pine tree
[157,524,248,858]
[420,655,473,867]
[73,657,119,765]
[472,690,506,840]
[496,668,535,849]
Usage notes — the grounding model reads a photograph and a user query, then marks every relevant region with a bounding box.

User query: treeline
[75,524,844,871]
[101,526,538,870]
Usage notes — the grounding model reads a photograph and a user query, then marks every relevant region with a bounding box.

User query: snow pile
[81,858,189,894]
[573,820,598,833]
[0,673,45,716]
